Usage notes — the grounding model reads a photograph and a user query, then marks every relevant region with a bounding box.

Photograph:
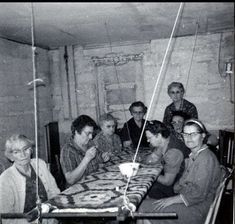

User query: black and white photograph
[0,2,234,224]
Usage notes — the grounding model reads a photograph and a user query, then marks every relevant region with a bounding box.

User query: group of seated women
[0,81,224,224]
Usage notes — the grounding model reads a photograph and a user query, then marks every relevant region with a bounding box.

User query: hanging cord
[30,3,41,223]
[185,20,199,95]
[122,2,184,211]
[104,22,132,142]
[217,32,226,78]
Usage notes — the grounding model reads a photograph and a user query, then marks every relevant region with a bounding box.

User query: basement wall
[49,31,234,147]
[0,38,52,170]
[0,31,233,170]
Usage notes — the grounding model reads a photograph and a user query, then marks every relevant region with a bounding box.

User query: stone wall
[50,31,234,147]
[0,39,52,170]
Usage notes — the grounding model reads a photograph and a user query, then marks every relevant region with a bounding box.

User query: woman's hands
[85,146,97,161]
[101,151,111,162]
[123,140,133,149]
[151,195,183,211]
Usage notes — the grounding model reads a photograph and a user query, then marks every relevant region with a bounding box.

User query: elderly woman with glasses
[93,113,122,157]
[60,115,110,187]
[163,82,198,128]
[0,134,60,224]
[137,119,222,224]
[120,101,149,149]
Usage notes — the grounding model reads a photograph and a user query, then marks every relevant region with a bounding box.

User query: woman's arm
[65,146,97,185]
[152,195,183,210]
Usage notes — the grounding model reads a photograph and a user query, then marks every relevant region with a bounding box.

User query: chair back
[219,130,234,168]
[204,167,234,224]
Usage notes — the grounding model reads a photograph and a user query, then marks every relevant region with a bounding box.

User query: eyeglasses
[132,111,144,114]
[182,132,201,138]
[12,146,32,155]
[83,131,93,137]
[171,121,183,125]
[170,91,181,94]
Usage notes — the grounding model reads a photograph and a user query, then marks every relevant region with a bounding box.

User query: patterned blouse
[163,99,198,126]
[60,138,102,185]
[93,131,122,154]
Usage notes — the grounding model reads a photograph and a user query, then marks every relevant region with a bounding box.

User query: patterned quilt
[47,148,162,213]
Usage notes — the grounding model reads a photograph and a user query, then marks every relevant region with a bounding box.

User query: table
[0,148,178,223]
[47,148,162,215]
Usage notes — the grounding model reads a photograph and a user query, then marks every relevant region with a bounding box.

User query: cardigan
[0,158,60,224]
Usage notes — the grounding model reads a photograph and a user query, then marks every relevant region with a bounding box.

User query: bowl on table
[118,162,140,178]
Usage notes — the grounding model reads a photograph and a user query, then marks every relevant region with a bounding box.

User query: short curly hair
[71,115,97,138]
[5,134,34,160]
[98,113,117,127]
[129,101,148,114]
[145,120,170,138]
[167,82,185,95]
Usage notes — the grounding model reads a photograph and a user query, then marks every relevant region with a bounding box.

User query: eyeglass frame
[169,90,182,95]
[82,130,94,137]
[182,132,201,138]
[11,146,32,155]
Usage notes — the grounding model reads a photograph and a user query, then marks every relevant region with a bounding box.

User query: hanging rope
[30,3,41,223]
[185,20,199,94]
[122,2,184,209]
[104,22,132,142]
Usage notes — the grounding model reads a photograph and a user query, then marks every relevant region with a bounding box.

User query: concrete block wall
[0,38,53,170]
[1,31,233,171]
[50,31,234,147]
[143,32,234,131]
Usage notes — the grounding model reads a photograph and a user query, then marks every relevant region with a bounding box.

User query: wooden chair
[204,167,234,224]
[219,130,234,168]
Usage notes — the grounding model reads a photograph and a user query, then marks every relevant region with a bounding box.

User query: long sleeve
[174,150,221,206]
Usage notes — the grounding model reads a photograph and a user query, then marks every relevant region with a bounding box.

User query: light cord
[185,20,199,94]
[104,22,132,141]
[30,3,41,221]
[123,2,184,204]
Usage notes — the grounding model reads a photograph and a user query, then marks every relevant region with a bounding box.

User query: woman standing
[138,119,222,224]
[0,134,60,224]
[163,82,198,127]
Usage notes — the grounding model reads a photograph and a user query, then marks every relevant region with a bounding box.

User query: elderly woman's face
[168,86,184,102]
[131,106,145,122]
[183,125,205,151]
[10,141,32,166]
[101,120,115,136]
[74,125,94,146]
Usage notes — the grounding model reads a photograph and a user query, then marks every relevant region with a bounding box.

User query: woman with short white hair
[163,82,198,127]
[0,134,60,224]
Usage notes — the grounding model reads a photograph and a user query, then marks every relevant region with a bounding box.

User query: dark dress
[163,99,198,127]
[120,117,149,148]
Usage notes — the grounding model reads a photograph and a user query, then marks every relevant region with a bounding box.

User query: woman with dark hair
[170,111,191,142]
[138,119,222,224]
[163,82,198,127]
[60,115,109,187]
[0,134,60,224]
[120,101,149,148]
[143,120,190,200]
